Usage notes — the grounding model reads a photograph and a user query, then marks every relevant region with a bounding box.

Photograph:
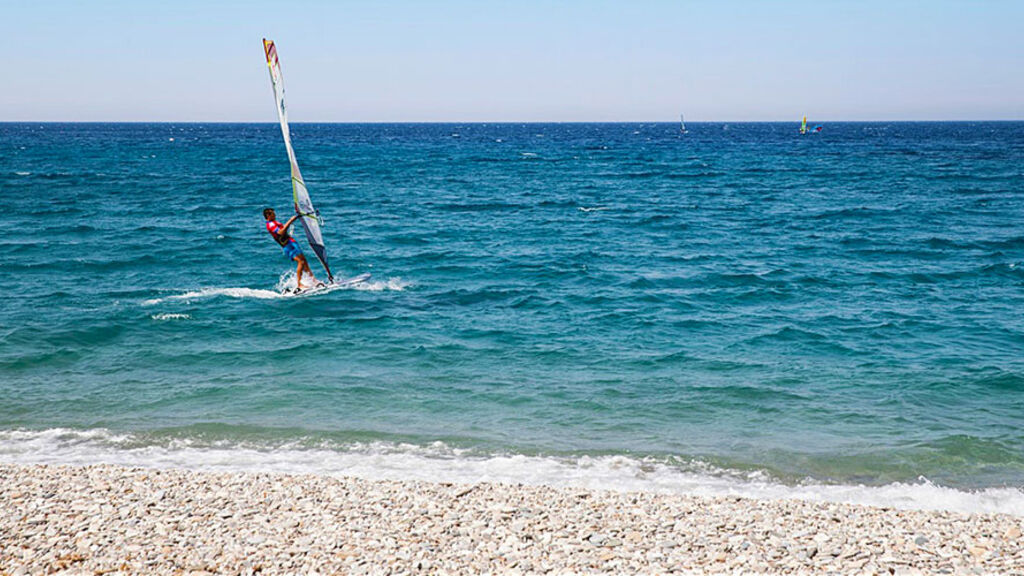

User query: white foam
[274,270,301,293]
[143,270,395,305]
[14,171,31,176]
[578,206,609,212]
[142,287,284,305]
[150,313,191,321]
[275,271,406,294]
[353,277,411,292]
[0,428,1019,517]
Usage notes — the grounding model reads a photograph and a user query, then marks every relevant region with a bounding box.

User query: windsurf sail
[262,38,333,282]
[680,114,687,133]
[800,115,808,135]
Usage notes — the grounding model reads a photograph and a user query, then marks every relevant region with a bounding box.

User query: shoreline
[2,463,1021,574]
[3,428,1022,518]
[2,426,1024,516]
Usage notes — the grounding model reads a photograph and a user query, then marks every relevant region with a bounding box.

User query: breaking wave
[0,428,1020,517]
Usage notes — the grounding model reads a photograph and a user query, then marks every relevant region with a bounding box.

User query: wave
[810,206,901,220]
[142,287,284,305]
[664,171,726,179]
[428,287,527,307]
[435,202,523,212]
[142,275,408,304]
[271,270,408,294]
[353,277,411,292]
[0,428,1020,516]
[150,313,192,321]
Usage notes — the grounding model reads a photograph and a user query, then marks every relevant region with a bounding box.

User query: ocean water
[2,122,1023,515]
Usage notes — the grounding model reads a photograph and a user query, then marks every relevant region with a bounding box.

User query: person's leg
[303,258,316,284]
[295,255,306,289]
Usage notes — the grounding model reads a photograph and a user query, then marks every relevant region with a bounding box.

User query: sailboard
[680,114,687,134]
[800,115,808,135]
[284,273,371,296]
[263,38,334,282]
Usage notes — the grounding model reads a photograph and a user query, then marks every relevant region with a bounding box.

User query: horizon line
[2,119,1023,124]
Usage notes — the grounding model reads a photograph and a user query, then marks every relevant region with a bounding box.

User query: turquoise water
[2,122,1023,512]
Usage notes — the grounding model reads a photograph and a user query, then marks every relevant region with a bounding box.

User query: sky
[3,0,1022,121]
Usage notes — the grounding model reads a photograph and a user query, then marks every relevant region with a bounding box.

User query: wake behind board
[283,273,371,296]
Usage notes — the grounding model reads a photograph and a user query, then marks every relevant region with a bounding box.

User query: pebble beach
[2,464,1021,575]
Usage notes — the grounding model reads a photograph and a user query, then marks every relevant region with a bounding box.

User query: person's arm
[280,214,301,234]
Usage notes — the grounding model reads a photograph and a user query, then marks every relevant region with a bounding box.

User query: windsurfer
[263,208,317,291]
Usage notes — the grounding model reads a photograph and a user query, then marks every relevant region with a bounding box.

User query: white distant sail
[680,114,687,133]
[263,38,333,281]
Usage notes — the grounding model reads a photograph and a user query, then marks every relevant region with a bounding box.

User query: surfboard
[284,273,372,296]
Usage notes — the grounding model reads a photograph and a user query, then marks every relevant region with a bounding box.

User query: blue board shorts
[282,241,303,260]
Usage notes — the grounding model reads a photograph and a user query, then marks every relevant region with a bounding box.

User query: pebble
[0,463,1021,575]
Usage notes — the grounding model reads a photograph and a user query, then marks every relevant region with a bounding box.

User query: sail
[680,114,686,132]
[800,115,807,135]
[262,38,333,281]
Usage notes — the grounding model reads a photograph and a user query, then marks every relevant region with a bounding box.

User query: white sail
[263,38,333,281]
[680,114,687,133]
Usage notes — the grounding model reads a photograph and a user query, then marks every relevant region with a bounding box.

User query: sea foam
[142,276,409,305]
[1,428,1020,517]
[142,287,285,305]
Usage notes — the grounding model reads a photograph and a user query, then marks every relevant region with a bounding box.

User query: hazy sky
[4,0,1022,121]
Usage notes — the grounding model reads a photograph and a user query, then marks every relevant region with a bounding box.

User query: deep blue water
[2,122,1023,511]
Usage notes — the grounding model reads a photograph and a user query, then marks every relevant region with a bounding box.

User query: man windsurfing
[264,207,319,291]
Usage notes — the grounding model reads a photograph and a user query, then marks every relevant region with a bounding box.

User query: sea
[2,122,1022,515]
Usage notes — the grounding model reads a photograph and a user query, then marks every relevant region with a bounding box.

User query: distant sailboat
[800,115,823,134]
[680,114,687,134]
